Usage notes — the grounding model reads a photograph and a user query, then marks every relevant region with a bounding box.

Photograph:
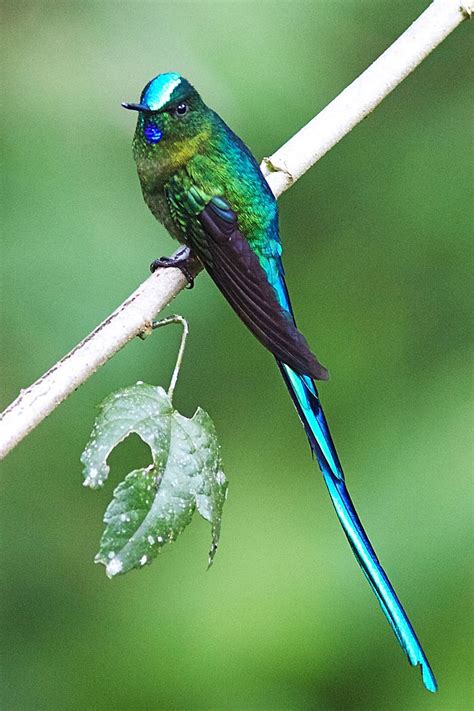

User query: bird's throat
[133,129,210,191]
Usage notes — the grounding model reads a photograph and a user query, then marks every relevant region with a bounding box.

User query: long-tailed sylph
[123,72,437,692]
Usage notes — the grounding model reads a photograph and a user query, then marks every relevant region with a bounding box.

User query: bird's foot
[150,246,195,289]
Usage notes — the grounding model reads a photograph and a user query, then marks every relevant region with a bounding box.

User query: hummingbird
[123,72,437,692]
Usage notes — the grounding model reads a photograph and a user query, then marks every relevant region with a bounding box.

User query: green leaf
[81,383,227,578]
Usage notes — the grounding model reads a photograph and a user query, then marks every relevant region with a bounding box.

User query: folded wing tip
[297,355,329,381]
[281,352,329,381]
[313,361,329,381]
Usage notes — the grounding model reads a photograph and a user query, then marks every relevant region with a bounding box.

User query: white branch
[0,0,470,460]
[261,0,472,196]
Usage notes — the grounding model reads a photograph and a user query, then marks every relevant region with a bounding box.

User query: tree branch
[0,0,470,460]
[261,0,472,196]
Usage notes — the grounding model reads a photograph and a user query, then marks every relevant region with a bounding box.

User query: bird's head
[123,72,211,156]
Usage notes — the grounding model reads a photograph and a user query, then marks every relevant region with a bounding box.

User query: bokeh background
[1,2,472,709]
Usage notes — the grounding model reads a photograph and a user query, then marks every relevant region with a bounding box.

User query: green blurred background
[1,2,472,709]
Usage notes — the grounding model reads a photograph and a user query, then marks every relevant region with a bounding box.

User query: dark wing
[167,182,328,380]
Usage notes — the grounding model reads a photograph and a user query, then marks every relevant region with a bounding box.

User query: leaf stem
[150,315,189,402]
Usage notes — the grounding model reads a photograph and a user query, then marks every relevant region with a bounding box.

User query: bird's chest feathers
[134,134,210,238]
[135,131,208,191]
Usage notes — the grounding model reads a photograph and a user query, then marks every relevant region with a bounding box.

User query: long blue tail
[278,363,437,692]
[271,276,437,692]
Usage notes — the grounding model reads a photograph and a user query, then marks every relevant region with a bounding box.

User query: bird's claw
[150,255,194,289]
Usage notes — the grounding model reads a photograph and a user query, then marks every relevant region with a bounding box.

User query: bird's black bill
[121,102,149,112]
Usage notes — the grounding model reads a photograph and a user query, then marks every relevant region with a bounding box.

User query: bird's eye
[174,103,189,117]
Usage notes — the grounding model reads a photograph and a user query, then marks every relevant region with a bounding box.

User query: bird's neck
[133,128,212,191]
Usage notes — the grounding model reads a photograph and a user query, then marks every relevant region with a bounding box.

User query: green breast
[133,108,278,254]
